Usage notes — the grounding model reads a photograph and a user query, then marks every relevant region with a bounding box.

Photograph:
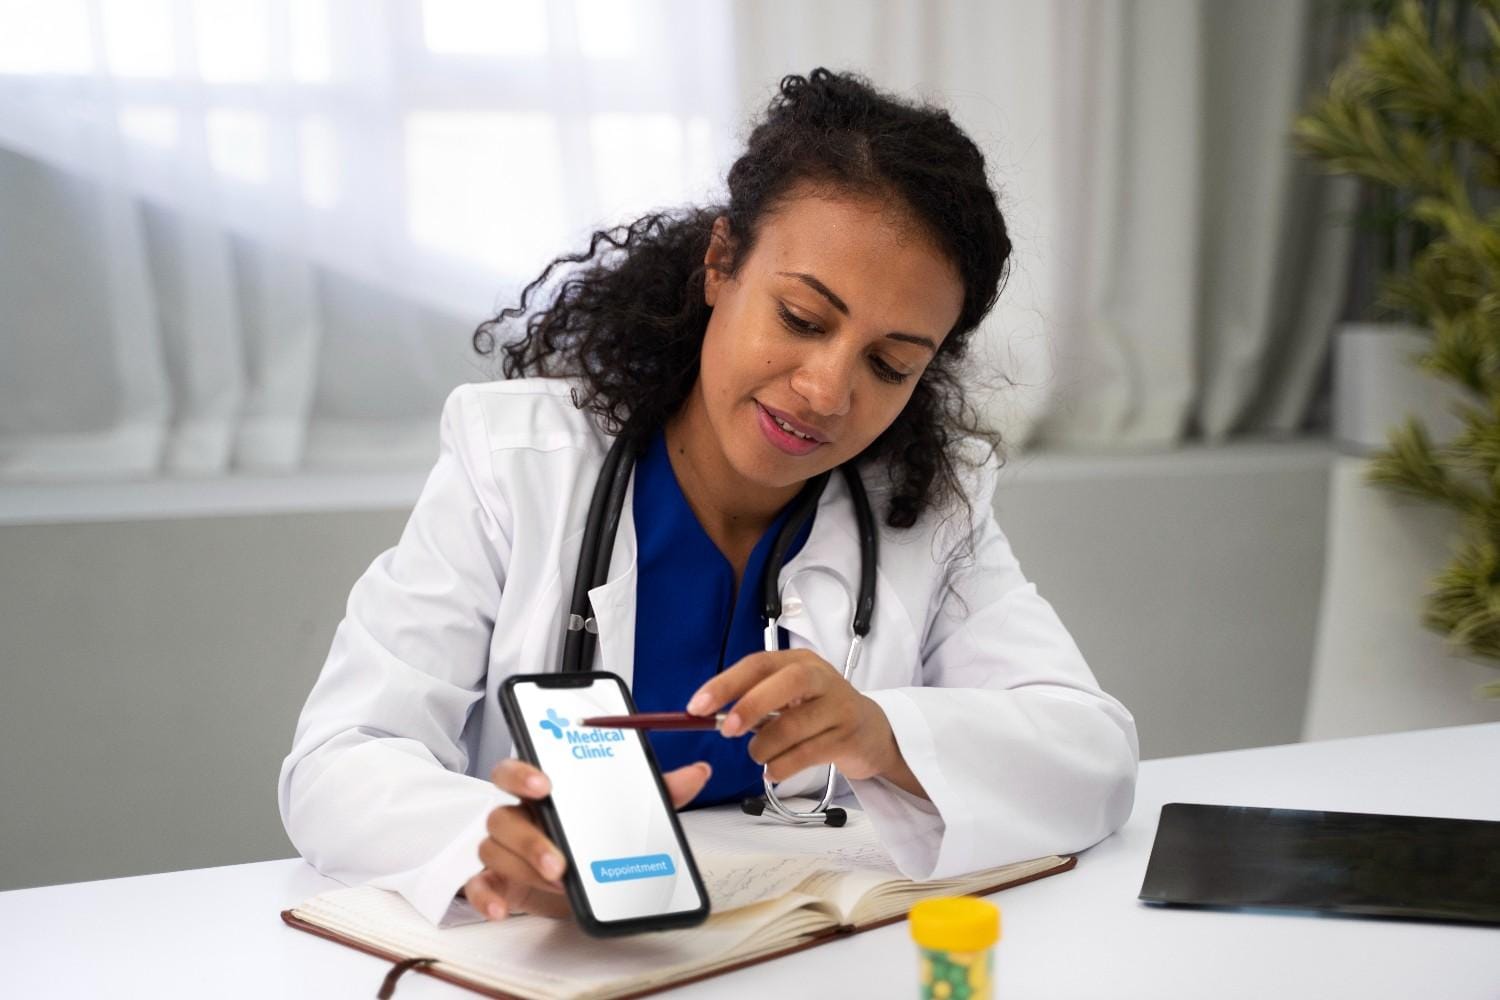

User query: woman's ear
[703,216,733,307]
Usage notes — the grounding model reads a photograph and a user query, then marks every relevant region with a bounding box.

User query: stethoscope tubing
[561,426,877,826]
[563,427,641,675]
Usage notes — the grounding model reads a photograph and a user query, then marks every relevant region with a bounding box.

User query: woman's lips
[759,402,829,442]
[756,401,823,456]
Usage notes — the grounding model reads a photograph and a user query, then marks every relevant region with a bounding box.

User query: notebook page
[682,802,900,872]
[293,883,839,1000]
[680,802,905,920]
[846,855,1068,925]
[681,803,1069,925]
[696,852,835,912]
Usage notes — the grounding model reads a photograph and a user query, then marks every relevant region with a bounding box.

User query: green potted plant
[1294,0,1500,694]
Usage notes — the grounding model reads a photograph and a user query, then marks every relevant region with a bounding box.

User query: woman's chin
[737,451,837,495]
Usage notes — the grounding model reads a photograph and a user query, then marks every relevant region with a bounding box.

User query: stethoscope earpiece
[741,796,847,827]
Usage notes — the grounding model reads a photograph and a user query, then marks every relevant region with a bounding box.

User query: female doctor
[277,68,1139,928]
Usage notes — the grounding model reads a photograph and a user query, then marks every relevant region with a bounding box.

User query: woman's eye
[871,358,910,385]
[777,303,910,385]
[776,304,819,334]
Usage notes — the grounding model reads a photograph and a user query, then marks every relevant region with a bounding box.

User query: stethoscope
[561,426,878,827]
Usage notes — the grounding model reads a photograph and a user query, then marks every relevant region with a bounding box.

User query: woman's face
[696,186,966,495]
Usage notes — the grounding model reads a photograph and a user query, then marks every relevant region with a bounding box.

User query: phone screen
[511,677,706,924]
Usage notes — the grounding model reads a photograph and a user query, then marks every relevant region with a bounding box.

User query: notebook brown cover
[280,855,1076,999]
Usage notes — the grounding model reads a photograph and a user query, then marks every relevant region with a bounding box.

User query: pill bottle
[908,896,1000,1000]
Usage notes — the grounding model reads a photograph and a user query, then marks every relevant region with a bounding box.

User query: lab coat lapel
[585,470,638,690]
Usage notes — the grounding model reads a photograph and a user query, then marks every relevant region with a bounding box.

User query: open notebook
[282,802,1074,1000]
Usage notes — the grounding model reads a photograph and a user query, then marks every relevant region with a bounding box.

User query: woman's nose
[790,350,855,417]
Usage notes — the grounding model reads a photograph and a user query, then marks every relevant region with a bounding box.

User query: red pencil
[577,711,781,731]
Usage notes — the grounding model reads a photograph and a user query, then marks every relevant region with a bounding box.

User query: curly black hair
[473,68,1012,534]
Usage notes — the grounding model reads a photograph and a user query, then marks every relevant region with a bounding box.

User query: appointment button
[590,853,676,883]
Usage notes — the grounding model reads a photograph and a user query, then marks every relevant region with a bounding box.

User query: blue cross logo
[539,708,569,739]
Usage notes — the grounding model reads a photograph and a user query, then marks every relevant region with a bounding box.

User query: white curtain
[0,0,735,480]
[1039,0,1357,447]
[2,0,1354,484]
[732,0,1356,450]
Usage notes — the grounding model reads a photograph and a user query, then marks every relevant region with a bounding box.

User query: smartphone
[498,671,711,936]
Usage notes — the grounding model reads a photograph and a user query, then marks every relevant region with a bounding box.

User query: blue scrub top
[631,426,815,808]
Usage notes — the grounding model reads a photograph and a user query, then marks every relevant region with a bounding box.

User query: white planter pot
[1304,456,1500,740]
[1311,324,1500,738]
[1332,322,1469,455]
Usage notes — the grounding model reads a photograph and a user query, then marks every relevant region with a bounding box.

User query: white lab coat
[277,378,1139,926]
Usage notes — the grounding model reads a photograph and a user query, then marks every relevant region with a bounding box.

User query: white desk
[3,723,1497,999]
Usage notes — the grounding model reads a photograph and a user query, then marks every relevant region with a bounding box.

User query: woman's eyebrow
[776,270,938,353]
[779,270,850,315]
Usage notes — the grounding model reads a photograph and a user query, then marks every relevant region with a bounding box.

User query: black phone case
[498,671,712,937]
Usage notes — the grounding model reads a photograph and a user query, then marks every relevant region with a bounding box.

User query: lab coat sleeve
[847,461,1139,879]
[277,384,513,926]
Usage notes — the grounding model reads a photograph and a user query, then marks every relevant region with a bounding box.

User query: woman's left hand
[685,649,921,793]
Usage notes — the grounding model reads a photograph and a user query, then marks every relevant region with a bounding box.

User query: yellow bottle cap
[909,896,1001,952]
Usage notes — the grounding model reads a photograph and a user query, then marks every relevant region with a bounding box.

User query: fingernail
[487,902,506,920]
[542,853,565,879]
[527,774,547,795]
[721,713,741,737]
[686,691,709,715]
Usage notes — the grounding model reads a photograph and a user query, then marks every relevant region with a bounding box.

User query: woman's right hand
[465,758,713,922]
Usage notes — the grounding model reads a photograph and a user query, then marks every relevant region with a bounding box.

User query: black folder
[1139,803,1500,926]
